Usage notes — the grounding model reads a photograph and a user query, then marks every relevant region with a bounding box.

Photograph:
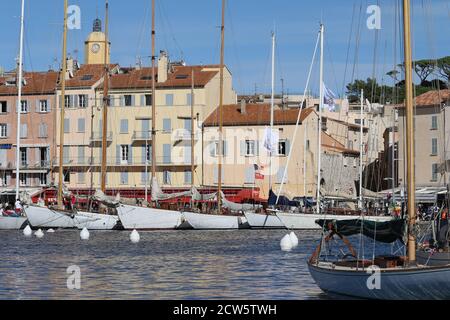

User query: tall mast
[15,0,25,201]
[403,0,416,263]
[151,0,156,194]
[269,32,275,191]
[191,69,195,191]
[316,24,324,214]
[100,0,110,192]
[58,0,69,205]
[217,0,226,213]
[359,89,364,210]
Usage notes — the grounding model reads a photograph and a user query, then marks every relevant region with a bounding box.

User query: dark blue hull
[308,262,450,299]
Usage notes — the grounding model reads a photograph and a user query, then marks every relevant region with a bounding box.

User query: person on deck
[15,199,23,215]
[437,208,449,250]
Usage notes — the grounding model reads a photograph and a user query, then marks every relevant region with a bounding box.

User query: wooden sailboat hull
[243,212,285,229]
[276,212,392,230]
[182,211,249,230]
[24,205,76,229]
[74,212,121,230]
[0,216,28,230]
[308,261,450,300]
[116,204,183,230]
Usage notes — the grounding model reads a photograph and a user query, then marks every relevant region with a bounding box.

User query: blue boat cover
[315,218,405,243]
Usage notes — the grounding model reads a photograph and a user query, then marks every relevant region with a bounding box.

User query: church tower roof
[93,18,102,32]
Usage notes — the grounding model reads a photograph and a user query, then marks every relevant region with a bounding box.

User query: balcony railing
[132,131,152,142]
[90,132,113,142]
[173,129,199,142]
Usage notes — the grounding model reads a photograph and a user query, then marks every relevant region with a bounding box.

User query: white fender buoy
[130,229,140,243]
[23,225,32,237]
[35,229,44,238]
[47,228,55,233]
[289,231,299,247]
[80,227,90,240]
[280,234,293,251]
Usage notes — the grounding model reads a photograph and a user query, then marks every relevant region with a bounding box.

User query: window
[278,141,287,156]
[431,138,438,155]
[120,145,129,164]
[1,174,7,186]
[184,171,192,184]
[19,173,28,186]
[0,124,7,138]
[63,170,70,183]
[78,95,87,108]
[20,124,27,138]
[77,118,85,133]
[39,173,47,186]
[214,141,227,157]
[145,144,151,162]
[120,119,129,134]
[145,94,152,106]
[20,100,28,113]
[163,119,172,133]
[175,74,189,79]
[165,94,174,106]
[432,164,439,181]
[120,171,129,185]
[245,140,256,156]
[0,101,7,113]
[163,170,171,184]
[38,123,48,138]
[431,116,438,130]
[39,100,48,112]
[124,95,132,106]
[64,95,71,108]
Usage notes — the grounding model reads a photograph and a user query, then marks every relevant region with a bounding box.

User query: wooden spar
[191,69,195,192]
[151,0,156,198]
[100,0,110,193]
[58,0,68,205]
[218,0,225,213]
[316,24,324,214]
[402,0,416,263]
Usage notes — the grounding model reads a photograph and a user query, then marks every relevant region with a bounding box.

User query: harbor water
[0,229,327,300]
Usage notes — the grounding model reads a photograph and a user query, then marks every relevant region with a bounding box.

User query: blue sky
[0,0,449,97]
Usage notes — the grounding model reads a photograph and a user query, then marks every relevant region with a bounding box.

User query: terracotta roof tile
[0,71,58,95]
[203,104,315,127]
[396,89,450,108]
[108,65,219,90]
[63,64,118,88]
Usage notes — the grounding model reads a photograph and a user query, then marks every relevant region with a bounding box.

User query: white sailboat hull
[0,216,28,230]
[244,212,285,229]
[183,211,248,230]
[24,205,76,229]
[276,212,393,230]
[74,211,120,230]
[116,204,183,230]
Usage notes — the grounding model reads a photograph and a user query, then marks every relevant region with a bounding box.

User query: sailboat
[244,32,285,229]
[273,25,392,230]
[116,0,186,230]
[308,0,450,299]
[25,1,118,230]
[181,0,254,230]
[1,0,32,230]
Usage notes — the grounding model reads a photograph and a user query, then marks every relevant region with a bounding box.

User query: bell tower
[84,18,110,65]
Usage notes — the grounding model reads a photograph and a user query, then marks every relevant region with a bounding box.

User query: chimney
[66,57,75,79]
[157,50,168,83]
[240,99,246,114]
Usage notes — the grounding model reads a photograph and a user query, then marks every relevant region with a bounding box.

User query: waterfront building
[0,70,58,192]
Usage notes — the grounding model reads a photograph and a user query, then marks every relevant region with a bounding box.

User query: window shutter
[223,141,228,157]
[6,101,10,113]
[64,119,70,133]
[47,99,51,112]
[140,95,145,107]
[78,118,85,133]
[38,123,43,137]
[116,145,120,164]
[35,148,40,167]
[285,139,290,155]
[16,101,19,113]
[210,142,215,157]
[120,96,125,107]
[245,166,255,184]
[128,145,133,164]
[163,144,171,164]
[255,140,259,156]
[131,95,135,107]
[6,124,10,137]
[141,145,147,164]
[240,141,246,156]
[35,99,40,112]
[26,147,30,165]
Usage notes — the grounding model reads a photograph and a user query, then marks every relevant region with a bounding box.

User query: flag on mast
[263,126,279,153]
[322,82,336,111]
[254,164,265,180]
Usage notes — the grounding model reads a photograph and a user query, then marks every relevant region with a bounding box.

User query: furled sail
[151,177,191,201]
[92,189,120,207]
[315,218,405,244]
[191,186,216,201]
[220,192,262,212]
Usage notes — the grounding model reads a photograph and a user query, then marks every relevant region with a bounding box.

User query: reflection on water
[0,229,326,300]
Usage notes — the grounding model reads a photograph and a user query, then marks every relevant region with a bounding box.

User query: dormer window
[175,74,188,79]
[141,76,152,80]
[81,75,93,81]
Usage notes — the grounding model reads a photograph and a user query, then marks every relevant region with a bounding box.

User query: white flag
[263,127,279,153]
[322,82,336,112]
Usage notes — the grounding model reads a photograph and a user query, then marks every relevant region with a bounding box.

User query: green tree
[437,56,450,82]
